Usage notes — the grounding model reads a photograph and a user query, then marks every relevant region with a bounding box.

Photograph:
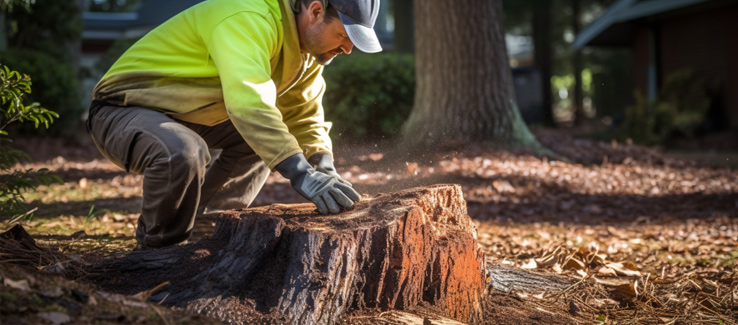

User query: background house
[574,0,738,139]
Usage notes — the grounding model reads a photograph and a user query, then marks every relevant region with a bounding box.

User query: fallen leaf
[593,277,630,287]
[563,257,586,270]
[597,267,618,277]
[368,153,384,161]
[605,262,642,277]
[405,162,419,175]
[591,298,619,308]
[613,282,638,296]
[37,312,71,325]
[3,278,30,291]
[492,180,515,193]
[521,259,537,269]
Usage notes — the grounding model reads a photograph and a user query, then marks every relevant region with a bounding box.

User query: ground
[1,128,737,324]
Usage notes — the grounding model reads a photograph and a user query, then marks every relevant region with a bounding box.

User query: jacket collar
[276,0,307,95]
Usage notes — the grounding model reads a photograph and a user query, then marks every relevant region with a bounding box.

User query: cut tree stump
[88,184,487,324]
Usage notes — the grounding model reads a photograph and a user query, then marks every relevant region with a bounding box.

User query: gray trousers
[87,103,270,248]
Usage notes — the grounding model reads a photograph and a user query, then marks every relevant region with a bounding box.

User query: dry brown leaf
[521,259,537,269]
[605,262,643,277]
[593,277,630,287]
[37,312,71,325]
[575,269,588,278]
[492,180,515,193]
[591,298,619,308]
[552,263,563,274]
[563,257,586,270]
[597,266,618,277]
[534,254,558,267]
[613,282,638,296]
[3,278,30,291]
[591,253,607,265]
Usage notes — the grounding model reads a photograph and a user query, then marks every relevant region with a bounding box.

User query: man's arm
[206,11,303,169]
[206,12,358,213]
[278,60,333,160]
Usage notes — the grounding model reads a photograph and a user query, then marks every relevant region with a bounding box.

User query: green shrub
[623,69,710,145]
[322,53,415,139]
[0,63,62,218]
[1,0,82,135]
[0,49,80,134]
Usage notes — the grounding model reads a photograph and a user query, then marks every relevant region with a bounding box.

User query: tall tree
[0,0,34,51]
[532,0,554,126]
[571,0,585,125]
[401,0,548,153]
[392,0,414,54]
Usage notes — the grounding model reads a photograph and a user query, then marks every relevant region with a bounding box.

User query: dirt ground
[1,128,737,324]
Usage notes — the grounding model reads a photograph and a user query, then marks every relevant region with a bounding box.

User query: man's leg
[88,105,210,248]
[180,120,271,215]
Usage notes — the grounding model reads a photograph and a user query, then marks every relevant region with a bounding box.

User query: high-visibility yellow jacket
[93,0,331,170]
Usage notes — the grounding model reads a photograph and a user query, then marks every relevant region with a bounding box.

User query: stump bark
[89,184,487,324]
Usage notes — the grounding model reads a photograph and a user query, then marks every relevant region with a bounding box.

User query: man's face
[302,14,354,65]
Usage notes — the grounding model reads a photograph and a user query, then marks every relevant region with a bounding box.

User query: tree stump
[89,184,487,324]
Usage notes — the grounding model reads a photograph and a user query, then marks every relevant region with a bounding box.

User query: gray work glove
[276,153,361,214]
[308,153,352,186]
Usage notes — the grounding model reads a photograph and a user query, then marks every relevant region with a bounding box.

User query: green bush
[322,53,415,139]
[623,69,710,145]
[0,49,79,133]
[0,63,62,218]
[1,0,82,134]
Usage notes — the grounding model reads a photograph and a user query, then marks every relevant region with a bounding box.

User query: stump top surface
[219,184,471,233]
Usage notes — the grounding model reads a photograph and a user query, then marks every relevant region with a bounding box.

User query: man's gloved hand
[308,153,351,186]
[276,153,361,214]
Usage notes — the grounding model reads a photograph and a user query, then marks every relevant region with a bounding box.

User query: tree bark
[88,185,487,324]
[572,0,585,125]
[0,11,6,51]
[533,0,555,126]
[392,0,414,54]
[402,0,547,154]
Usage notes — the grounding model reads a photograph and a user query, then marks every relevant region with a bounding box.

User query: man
[87,0,382,249]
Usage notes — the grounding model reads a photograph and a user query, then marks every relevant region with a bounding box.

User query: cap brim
[338,12,382,53]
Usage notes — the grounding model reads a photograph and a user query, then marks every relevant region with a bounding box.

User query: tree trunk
[0,11,6,52]
[88,185,487,324]
[402,0,545,152]
[533,0,555,126]
[392,0,414,54]
[572,0,585,125]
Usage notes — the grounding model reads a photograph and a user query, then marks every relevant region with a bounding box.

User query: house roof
[572,0,711,50]
[83,0,204,40]
[132,0,205,28]
[83,0,395,49]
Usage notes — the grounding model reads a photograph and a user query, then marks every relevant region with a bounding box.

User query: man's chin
[314,54,337,66]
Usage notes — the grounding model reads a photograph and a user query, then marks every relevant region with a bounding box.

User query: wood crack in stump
[88,184,487,324]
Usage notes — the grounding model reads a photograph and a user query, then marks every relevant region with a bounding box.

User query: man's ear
[306,0,324,24]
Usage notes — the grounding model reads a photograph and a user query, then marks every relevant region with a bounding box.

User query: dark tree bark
[533,0,555,126]
[401,0,548,153]
[392,0,415,54]
[87,185,487,324]
[572,0,586,125]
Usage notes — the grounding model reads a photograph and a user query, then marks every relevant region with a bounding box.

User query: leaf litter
[3,129,738,324]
